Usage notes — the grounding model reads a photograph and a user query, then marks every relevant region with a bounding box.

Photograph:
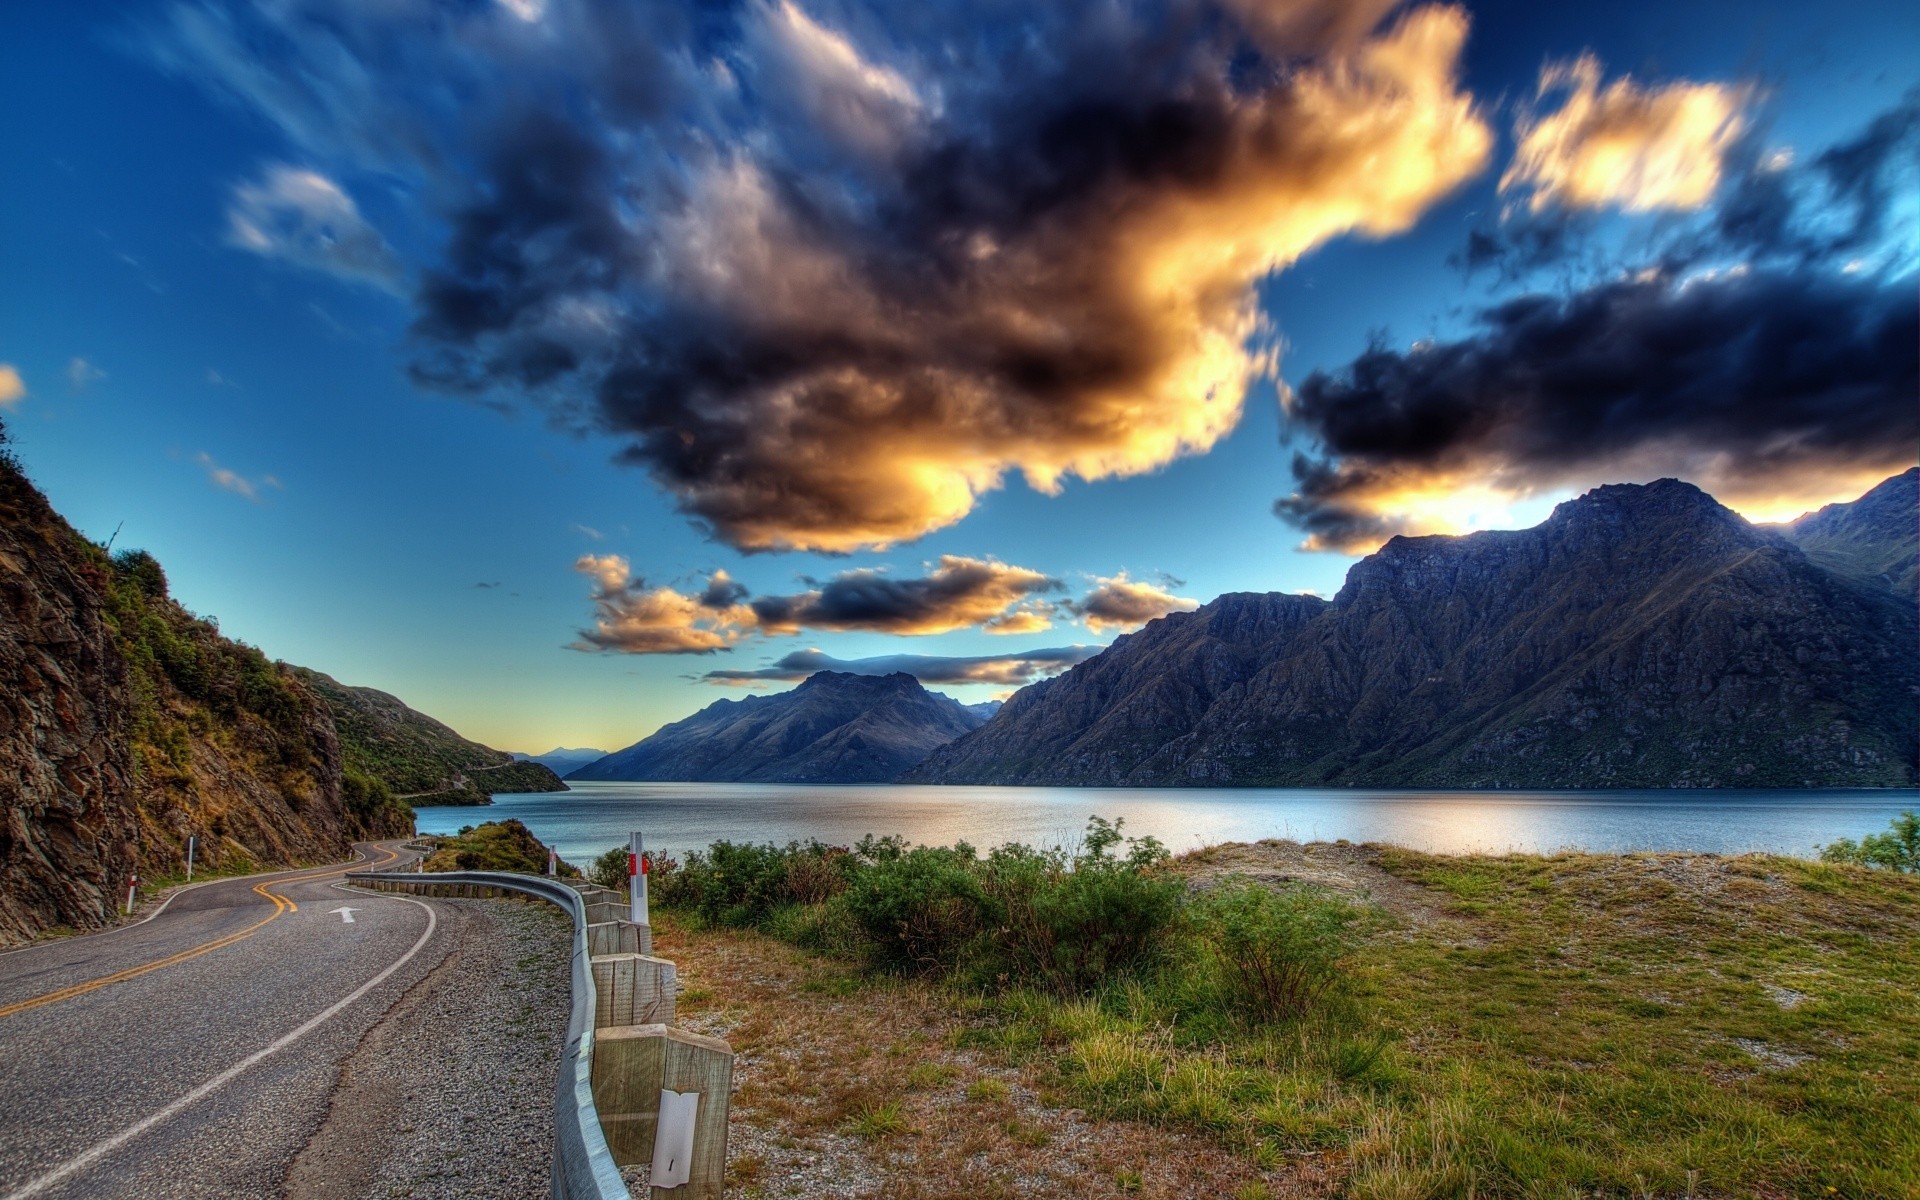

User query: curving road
[0,842,458,1200]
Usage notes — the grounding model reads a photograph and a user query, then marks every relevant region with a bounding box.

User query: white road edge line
[0,888,438,1200]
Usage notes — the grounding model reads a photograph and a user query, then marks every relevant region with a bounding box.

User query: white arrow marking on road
[331,907,358,924]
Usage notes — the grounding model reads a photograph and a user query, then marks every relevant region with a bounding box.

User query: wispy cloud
[572,523,604,541]
[194,452,282,503]
[66,358,106,391]
[1501,56,1751,214]
[0,365,25,410]
[225,165,403,292]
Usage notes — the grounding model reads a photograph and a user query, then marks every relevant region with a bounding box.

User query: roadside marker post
[547,848,558,877]
[186,835,197,882]
[125,875,138,915]
[629,832,650,927]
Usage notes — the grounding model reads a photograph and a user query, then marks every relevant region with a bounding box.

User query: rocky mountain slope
[1777,467,1917,597]
[0,436,412,944]
[570,671,990,783]
[910,476,1919,788]
[293,668,566,804]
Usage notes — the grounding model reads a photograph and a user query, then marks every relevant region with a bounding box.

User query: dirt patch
[643,916,1336,1200]
[1172,840,1459,933]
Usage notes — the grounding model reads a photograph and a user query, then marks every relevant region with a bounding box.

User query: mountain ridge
[571,671,990,783]
[909,474,1918,788]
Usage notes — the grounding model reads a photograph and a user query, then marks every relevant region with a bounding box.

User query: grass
[959,846,1919,1199]
[661,837,1919,1199]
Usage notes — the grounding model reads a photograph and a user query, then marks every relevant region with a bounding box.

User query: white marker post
[186,835,197,883]
[125,874,138,915]
[628,832,649,927]
[547,848,558,878]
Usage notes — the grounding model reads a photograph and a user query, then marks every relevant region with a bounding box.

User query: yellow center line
[0,845,401,1021]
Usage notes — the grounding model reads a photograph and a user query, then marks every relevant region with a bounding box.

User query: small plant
[965,1078,1011,1103]
[842,843,988,972]
[1192,877,1360,1022]
[906,1063,958,1089]
[589,846,630,891]
[1821,811,1919,873]
[844,1099,912,1139]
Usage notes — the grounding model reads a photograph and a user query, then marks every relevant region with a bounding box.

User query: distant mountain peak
[569,669,991,783]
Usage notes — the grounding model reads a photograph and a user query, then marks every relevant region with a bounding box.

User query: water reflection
[412,782,1917,868]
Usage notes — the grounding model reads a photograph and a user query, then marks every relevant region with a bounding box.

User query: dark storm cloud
[700,646,1100,686]
[1277,266,1919,551]
[749,557,1061,635]
[152,0,1494,552]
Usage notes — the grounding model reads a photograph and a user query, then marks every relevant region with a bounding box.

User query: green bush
[980,818,1181,993]
[1191,877,1360,1022]
[1821,810,1920,873]
[842,844,990,972]
[589,846,631,891]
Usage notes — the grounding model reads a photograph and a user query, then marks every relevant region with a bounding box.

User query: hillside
[910,475,1919,788]
[513,747,608,775]
[570,671,989,783]
[0,430,411,944]
[293,668,567,803]
[1778,466,1918,597]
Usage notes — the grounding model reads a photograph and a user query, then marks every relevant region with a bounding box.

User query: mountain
[292,669,568,804]
[963,701,1004,721]
[569,672,991,783]
[1777,467,1917,597]
[910,476,1918,789]
[513,747,609,775]
[0,440,411,945]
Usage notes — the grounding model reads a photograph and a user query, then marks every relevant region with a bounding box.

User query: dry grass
[647,910,1335,1200]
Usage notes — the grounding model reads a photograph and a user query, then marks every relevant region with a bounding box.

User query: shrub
[590,846,631,891]
[423,819,568,874]
[1192,877,1359,1022]
[1821,811,1919,873]
[842,844,989,972]
[981,818,1182,993]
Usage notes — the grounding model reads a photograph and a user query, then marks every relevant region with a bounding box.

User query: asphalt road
[0,842,457,1200]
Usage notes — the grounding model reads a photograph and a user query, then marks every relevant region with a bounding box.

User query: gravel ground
[284,898,571,1200]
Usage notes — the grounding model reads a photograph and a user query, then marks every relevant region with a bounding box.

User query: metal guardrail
[349,870,630,1200]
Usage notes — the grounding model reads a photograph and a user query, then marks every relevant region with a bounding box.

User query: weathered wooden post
[584,896,626,926]
[591,1024,732,1197]
[590,953,678,1028]
[587,920,653,957]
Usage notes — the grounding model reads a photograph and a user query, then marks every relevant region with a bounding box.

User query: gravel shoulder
[284,897,571,1200]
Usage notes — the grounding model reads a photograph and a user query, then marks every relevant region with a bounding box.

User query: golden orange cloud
[1501,55,1750,213]
[1070,572,1201,633]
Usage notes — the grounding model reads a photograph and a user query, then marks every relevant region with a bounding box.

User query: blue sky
[1,0,1913,753]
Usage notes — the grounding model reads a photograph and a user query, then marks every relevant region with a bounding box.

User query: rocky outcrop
[571,671,990,783]
[0,448,413,945]
[0,463,141,944]
[910,476,1919,788]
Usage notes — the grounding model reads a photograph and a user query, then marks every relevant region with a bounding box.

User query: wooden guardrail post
[590,954,678,1028]
[591,1025,732,1197]
[586,920,650,957]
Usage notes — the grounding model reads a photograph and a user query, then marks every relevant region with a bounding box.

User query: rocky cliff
[0,439,412,945]
[1778,467,1917,598]
[571,671,990,783]
[910,476,1919,788]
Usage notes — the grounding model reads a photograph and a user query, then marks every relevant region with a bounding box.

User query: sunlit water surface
[413,782,1917,866]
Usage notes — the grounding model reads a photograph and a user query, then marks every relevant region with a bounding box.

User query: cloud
[570,554,754,654]
[1277,266,1919,552]
[475,581,502,589]
[749,556,1060,635]
[1501,55,1750,213]
[226,165,403,291]
[67,358,106,391]
[700,645,1101,687]
[572,553,1081,653]
[0,365,24,410]
[194,451,282,503]
[154,0,1492,553]
[1068,571,1200,633]
[573,523,605,541]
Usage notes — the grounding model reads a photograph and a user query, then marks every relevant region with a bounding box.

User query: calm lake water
[413,782,1918,866]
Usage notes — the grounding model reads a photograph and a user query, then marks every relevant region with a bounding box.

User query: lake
[412,782,1917,867]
